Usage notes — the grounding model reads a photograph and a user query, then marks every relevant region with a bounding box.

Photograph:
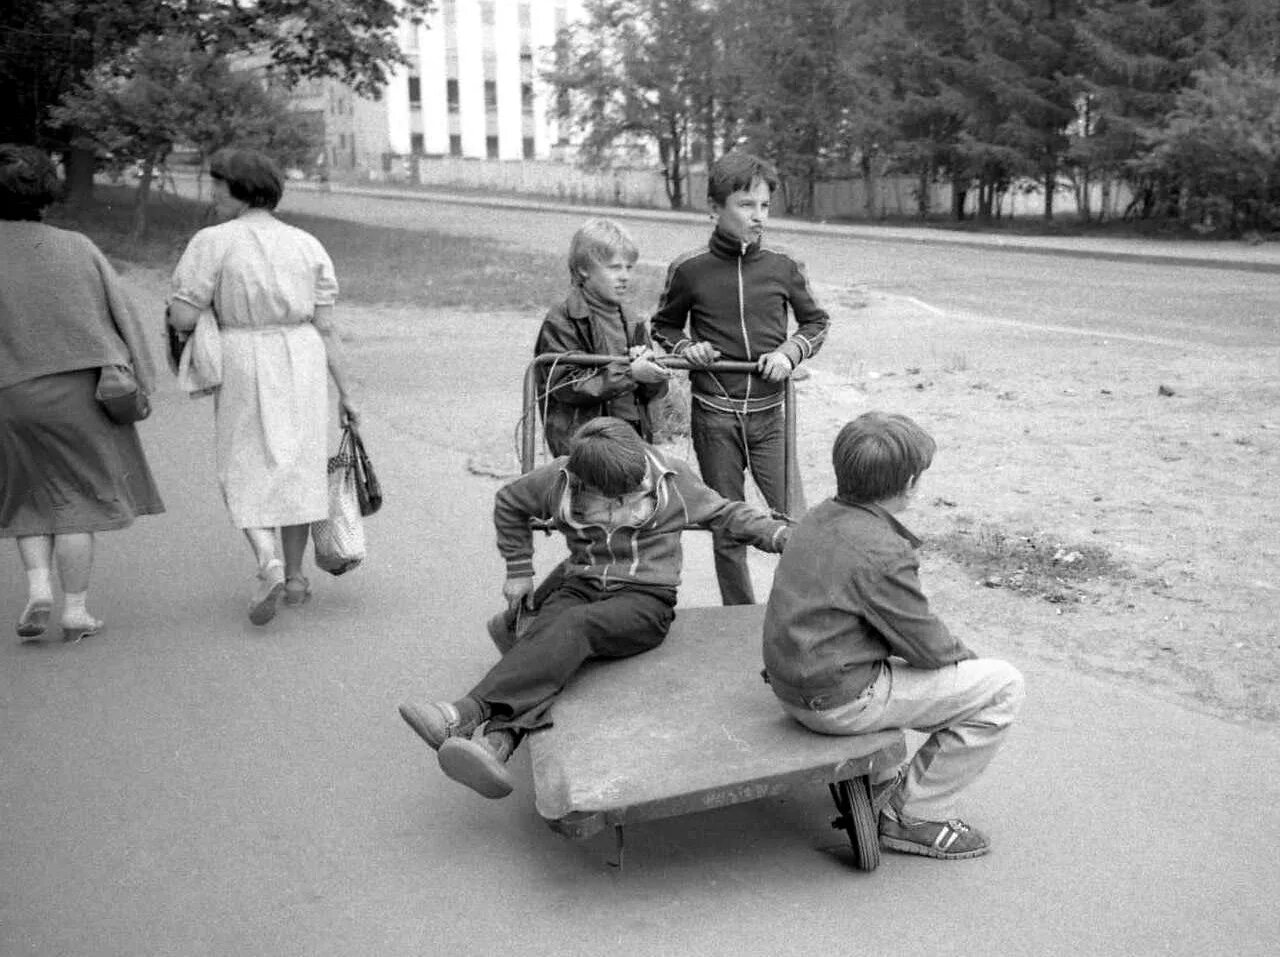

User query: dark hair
[707,151,779,207]
[832,412,936,504]
[0,144,62,221]
[209,148,284,209]
[567,417,648,496]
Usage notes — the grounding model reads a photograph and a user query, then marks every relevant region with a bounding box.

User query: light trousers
[781,658,1025,822]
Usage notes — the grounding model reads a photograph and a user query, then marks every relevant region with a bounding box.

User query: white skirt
[214,324,329,528]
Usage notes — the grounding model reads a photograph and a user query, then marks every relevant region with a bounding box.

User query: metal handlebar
[520,353,796,512]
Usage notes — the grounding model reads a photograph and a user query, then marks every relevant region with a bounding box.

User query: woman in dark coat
[0,145,164,642]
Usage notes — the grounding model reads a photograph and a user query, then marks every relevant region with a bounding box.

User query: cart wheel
[829,778,881,871]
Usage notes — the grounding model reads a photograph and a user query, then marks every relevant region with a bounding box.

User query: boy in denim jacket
[763,412,1024,859]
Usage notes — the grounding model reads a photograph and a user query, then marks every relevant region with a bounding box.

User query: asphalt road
[3,185,1279,956]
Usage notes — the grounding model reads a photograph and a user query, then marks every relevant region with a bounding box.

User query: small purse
[348,424,382,516]
[96,365,151,424]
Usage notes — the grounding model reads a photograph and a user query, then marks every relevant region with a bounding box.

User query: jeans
[691,403,804,606]
[781,659,1025,822]
[470,576,677,733]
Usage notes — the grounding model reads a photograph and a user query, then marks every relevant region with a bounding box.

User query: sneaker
[398,700,481,751]
[437,729,519,799]
[879,813,991,860]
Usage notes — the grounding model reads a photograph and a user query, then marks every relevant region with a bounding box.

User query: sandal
[61,617,104,644]
[283,575,312,607]
[248,560,286,625]
[17,599,53,641]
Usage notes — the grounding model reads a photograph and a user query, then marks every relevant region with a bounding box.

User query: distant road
[161,173,1280,349]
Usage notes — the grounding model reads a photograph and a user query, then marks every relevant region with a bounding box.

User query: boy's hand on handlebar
[682,341,721,367]
[757,351,794,382]
[503,577,534,607]
[630,355,672,383]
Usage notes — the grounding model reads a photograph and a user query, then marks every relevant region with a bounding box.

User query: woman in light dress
[167,149,358,625]
[1,145,164,642]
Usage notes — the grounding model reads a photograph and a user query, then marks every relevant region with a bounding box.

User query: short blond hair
[568,218,639,283]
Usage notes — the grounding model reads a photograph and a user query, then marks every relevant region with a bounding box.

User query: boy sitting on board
[762,411,1024,859]
[400,417,790,799]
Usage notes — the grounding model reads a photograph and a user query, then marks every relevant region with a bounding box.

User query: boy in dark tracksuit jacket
[535,218,671,456]
[400,417,790,800]
[651,151,829,606]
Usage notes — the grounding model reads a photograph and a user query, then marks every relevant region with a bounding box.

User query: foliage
[546,0,720,208]
[1142,62,1280,230]
[2,0,433,198]
[544,0,1280,230]
[52,36,320,237]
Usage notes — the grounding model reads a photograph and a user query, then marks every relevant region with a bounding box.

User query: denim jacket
[763,498,975,709]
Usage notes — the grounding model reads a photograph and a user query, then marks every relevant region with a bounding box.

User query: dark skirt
[0,369,165,537]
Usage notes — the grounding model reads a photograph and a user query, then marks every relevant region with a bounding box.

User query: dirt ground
[131,265,1280,726]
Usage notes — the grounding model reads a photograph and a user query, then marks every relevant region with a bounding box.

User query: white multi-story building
[300,0,585,179]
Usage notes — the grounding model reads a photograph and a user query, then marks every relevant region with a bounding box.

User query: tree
[53,36,320,237]
[729,0,863,216]
[3,0,432,200]
[1143,62,1280,231]
[546,0,721,209]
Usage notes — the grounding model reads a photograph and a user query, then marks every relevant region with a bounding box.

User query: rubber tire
[829,778,881,871]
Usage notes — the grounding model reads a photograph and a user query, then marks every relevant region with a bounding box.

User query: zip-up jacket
[495,449,791,588]
[534,286,668,455]
[651,227,830,413]
[763,498,976,710]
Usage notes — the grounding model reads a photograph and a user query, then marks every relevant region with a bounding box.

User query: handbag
[176,311,222,396]
[348,424,382,516]
[310,445,366,576]
[95,365,151,424]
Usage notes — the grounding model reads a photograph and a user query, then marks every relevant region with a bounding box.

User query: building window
[486,136,499,159]
[408,75,421,109]
[446,79,460,114]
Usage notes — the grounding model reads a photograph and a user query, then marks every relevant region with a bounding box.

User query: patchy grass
[43,185,667,313]
[926,520,1130,605]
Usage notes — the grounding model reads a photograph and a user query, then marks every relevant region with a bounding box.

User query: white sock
[27,568,53,603]
[63,591,89,620]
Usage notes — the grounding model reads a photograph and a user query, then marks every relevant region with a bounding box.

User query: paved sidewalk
[3,302,1280,955]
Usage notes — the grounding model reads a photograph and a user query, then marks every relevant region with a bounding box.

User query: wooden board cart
[527,604,906,871]
[518,355,907,871]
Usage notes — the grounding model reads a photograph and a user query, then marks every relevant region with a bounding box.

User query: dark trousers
[470,577,677,732]
[690,403,804,606]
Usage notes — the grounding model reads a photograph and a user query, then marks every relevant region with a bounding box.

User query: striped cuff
[505,558,535,579]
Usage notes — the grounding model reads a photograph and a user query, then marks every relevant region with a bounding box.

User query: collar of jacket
[708,226,761,261]
[565,284,630,325]
[831,496,922,548]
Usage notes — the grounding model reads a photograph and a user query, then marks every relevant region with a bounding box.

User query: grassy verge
[924,520,1129,605]
[43,185,667,312]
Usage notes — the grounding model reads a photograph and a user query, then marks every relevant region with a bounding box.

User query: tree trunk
[952,176,967,221]
[1043,171,1055,221]
[131,161,156,240]
[860,154,876,220]
[64,146,97,204]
